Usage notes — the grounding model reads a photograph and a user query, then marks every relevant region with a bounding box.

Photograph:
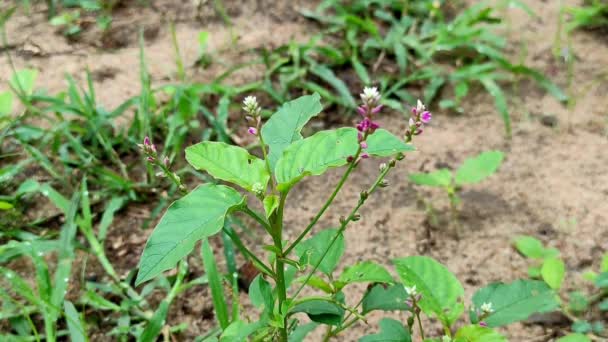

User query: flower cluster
[243,96,261,136]
[405,99,432,142]
[354,87,383,161]
[138,136,169,167]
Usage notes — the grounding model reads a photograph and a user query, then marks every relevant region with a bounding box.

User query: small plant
[514,236,608,340]
[134,90,558,341]
[409,150,504,233]
[566,0,608,31]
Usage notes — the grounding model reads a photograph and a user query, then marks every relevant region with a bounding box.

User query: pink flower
[421,111,432,124]
[361,152,369,159]
[147,156,155,163]
[371,105,383,115]
[360,141,368,149]
[248,127,258,135]
[357,106,367,116]
[479,322,488,327]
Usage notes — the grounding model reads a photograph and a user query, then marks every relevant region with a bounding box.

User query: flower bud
[360,191,368,200]
[360,141,368,149]
[361,152,369,159]
[379,163,387,171]
[352,214,361,221]
[248,127,258,135]
[379,180,389,188]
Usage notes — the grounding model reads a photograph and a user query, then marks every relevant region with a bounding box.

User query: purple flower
[144,136,151,147]
[163,156,170,168]
[421,111,432,124]
[361,152,369,159]
[357,106,367,116]
[360,141,368,149]
[371,105,383,115]
[248,127,258,135]
[479,322,488,327]
[147,156,155,163]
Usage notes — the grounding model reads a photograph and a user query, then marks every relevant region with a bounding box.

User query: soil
[2,0,607,341]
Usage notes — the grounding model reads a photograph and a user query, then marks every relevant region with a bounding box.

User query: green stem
[284,146,363,256]
[222,226,274,277]
[416,311,425,340]
[292,158,396,300]
[271,194,288,342]
[242,206,273,234]
[257,132,275,191]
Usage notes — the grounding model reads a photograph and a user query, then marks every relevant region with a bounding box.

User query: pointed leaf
[202,239,230,329]
[472,279,559,327]
[136,184,244,285]
[338,261,393,286]
[288,322,318,342]
[186,142,269,192]
[409,169,452,187]
[10,69,38,95]
[64,301,87,342]
[359,318,411,342]
[455,151,504,185]
[393,256,464,320]
[454,325,506,342]
[0,91,13,116]
[261,93,323,170]
[362,284,410,314]
[263,195,279,218]
[556,334,591,342]
[249,275,273,311]
[275,128,413,191]
[295,229,344,276]
[541,258,566,290]
[290,299,344,326]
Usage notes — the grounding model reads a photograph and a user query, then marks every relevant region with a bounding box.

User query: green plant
[514,236,608,340]
[408,150,504,233]
[566,0,608,31]
[47,0,116,36]
[262,0,567,136]
[134,89,558,341]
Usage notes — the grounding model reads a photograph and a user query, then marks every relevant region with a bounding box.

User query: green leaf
[479,77,510,136]
[572,320,592,334]
[514,236,547,259]
[338,261,393,286]
[10,69,38,95]
[249,275,273,311]
[220,320,265,342]
[64,301,87,342]
[261,93,323,170]
[295,274,333,293]
[472,279,559,327]
[409,169,452,187]
[0,201,13,210]
[362,284,409,314]
[556,334,591,342]
[596,272,608,288]
[290,299,345,326]
[186,142,269,192]
[275,128,413,191]
[139,301,169,342]
[541,258,566,290]
[263,195,279,218]
[288,322,318,342]
[0,91,13,116]
[136,184,244,285]
[568,291,589,312]
[454,325,506,342]
[601,254,608,272]
[202,239,230,329]
[455,151,504,185]
[359,318,411,342]
[393,256,464,320]
[309,64,356,108]
[295,229,344,276]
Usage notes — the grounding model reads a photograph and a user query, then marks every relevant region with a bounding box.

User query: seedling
[515,236,608,340]
[409,150,504,233]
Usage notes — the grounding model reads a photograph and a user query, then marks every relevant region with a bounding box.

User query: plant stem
[270,193,289,341]
[242,206,273,234]
[257,132,276,190]
[284,146,363,256]
[292,158,396,300]
[222,226,274,277]
[416,311,425,340]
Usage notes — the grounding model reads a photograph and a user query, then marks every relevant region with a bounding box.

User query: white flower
[408,118,416,128]
[480,302,494,313]
[360,87,380,105]
[243,96,260,115]
[243,96,258,108]
[416,99,426,113]
[252,182,264,195]
[442,336,452,342]
[404,285,418,296]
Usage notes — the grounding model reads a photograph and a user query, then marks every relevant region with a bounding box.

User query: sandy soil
[2,0,607,341]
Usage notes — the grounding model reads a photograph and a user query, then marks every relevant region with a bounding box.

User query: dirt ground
[2,0,607,341]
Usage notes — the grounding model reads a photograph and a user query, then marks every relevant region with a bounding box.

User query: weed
[134,90,559,341]
[514,236,608,340]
